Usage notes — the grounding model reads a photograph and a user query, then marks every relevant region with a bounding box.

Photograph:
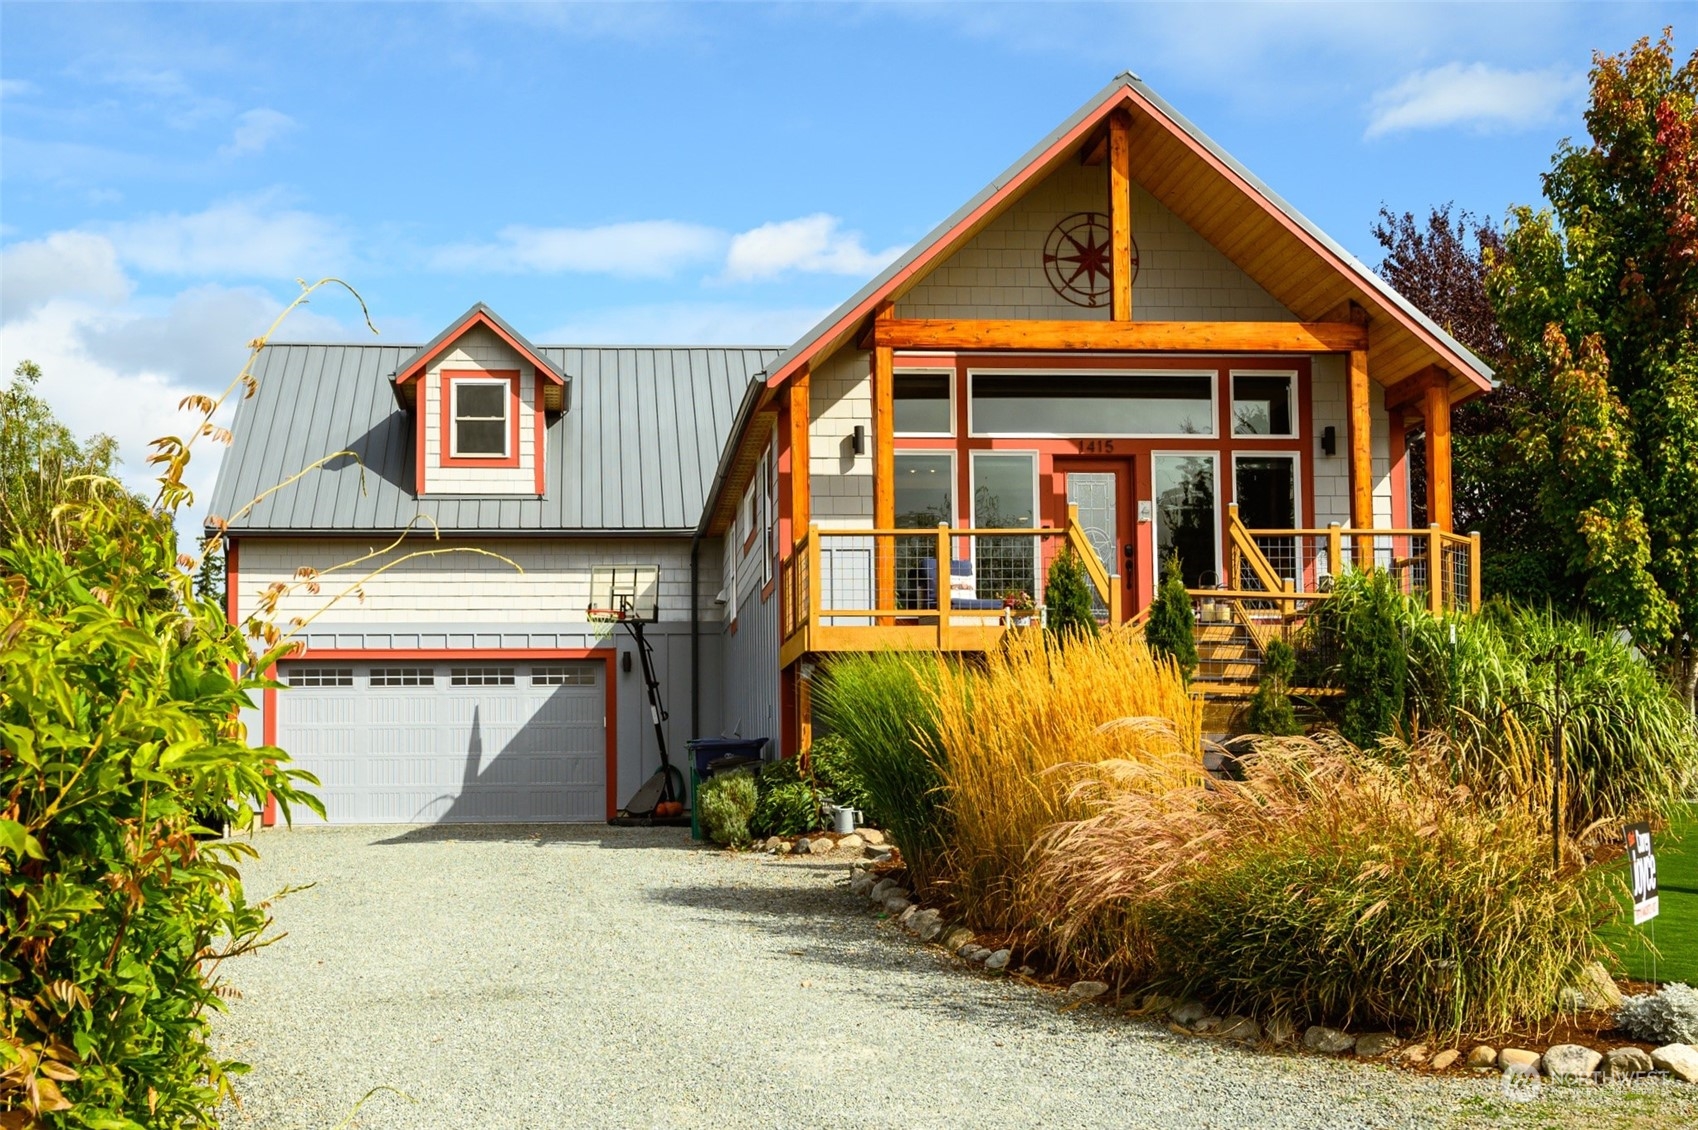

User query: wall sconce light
[1320,425,1337,457]
[851,425,867,456]
[622,651,633,674]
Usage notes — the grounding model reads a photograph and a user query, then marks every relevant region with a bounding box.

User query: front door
[1055,458,1135,620]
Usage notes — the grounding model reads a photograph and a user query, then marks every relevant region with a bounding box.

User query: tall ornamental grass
[811,652,951,887]
[930,630,1201,934]
[1033,736,1607,1037]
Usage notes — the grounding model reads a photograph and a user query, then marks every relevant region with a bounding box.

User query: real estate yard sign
[1627,822,1659,925]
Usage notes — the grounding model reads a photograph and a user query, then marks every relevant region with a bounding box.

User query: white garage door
[276,660,606,824]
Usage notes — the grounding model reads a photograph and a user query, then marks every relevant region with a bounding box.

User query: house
[211,72,1491,825]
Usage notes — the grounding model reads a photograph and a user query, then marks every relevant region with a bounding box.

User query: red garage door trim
[263,647,619,823]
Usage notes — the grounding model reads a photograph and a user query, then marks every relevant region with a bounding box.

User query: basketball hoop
[588,565,659,624]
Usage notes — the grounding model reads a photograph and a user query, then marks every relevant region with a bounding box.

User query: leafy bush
[1616,983,1698,1044]
[0,489,321,1126]
[1043,547,1099,645]
[811,653,950,886]
[930,630,1200,934]
[1144,555,1197,680]
[1246,637,1301,736]
[698,770,758,846]
[809,733,872,817]
[1305,571,1408,747]
[748,758,821,838]
[1034,736,1606,1036]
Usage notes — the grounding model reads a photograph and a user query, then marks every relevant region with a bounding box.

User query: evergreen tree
[1043,547,1099,645]
[1247,637,1302,736]
[1145,554,1198,679]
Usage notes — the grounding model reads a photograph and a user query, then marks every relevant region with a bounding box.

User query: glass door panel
[1153,454,1219,588]
[1235,455,1299,591]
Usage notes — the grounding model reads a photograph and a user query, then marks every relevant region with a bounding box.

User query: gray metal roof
[208,342,780,534]
[758,71,1494,389]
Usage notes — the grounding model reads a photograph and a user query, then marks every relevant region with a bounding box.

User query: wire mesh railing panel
[974,536,1039,604]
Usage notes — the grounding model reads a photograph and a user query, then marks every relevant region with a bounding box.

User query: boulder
[837,834,865,853]
[1466,1045,1498,1070]
[1430,1049,1460,1071]
[1264,1016,1297,1045]
[809,837,836,855]
[882,896,911,915]
[1217,1016,1261,1042]
[1651,1043,1698,1083]
[1605,1046,1654,1077]
[1541,1044,1602,1079]
[1576,961,1624,1011]
[868,879,897,901]
[764,836,783,852]
[914,913,944,943]
[1168,1000,1210,1027]
[939,926,974,953]
[897,904,920,927]
[848,874,875,897]
[962,945,991,963]
[984,949,1012,972]
[1498,1048,1541,1072]
[777,841,793,855]
[1302,1026,1356,1055]
[1066,981,1110,1003]
[858,828,885,845]
[791,837,810,855]
[1398,1044,1430,1066]
[1355,1033,1399,1059]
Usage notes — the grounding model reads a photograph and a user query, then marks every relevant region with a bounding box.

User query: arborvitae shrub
[1247,637,1302,735]
[1145,554,1198,679]
[1044,547,1099,645]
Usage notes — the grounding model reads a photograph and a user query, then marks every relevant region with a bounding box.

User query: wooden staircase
[1193,620,1262,735]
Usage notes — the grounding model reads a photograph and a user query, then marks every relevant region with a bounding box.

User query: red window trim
[269,647,620,821]
[439,369,523,469]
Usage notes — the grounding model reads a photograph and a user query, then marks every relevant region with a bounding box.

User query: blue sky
[0,1,1686,527]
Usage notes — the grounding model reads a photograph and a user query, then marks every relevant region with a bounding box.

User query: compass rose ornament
[1043,212,1135,308]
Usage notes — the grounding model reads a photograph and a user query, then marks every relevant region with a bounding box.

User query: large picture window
[1153,453,1219,588]
[895,452,953,610]
[894,370,953,436]
[969,370,1215,437]
[971,452,1037,602]
[451,379,511,457]
[1231,372,1295,436]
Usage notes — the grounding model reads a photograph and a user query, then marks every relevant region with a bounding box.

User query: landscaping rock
[1466,1045,1498,1070]
[837,834,864,853]
[848,873,876,897]
[897,904,920,928]
[791,837,810,855]
[1016,965,1035,976]
[1355,1033,1399,1059]
[868,879,897,901]
[1576,961,1624,1011]
[1541,1044,1602,1079]
[1066,981,1110,1003]
[1141,993,1176,1014]
[1605,1046,1654,1077]
[1651,1043,1698,1083]
[1217,1016,1260,1042]
[764,836,783,852]
[1168,1000,1210,1027]
[1397,1044,1430,1066]
[809,837,836,855]
[882,896,911,915]
[1430,1049,1460,1071]
[1499,1049,1541,1072]
[859,828,886,845]
[1264,1016,1296,1045]
[1302,1026,1356,1055]
[913,911,944,942]
[962,946,991,963]
[984,949,1012,972]
[939,926,974,953]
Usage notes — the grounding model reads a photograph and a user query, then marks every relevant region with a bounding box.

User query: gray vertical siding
[720,558,782,758]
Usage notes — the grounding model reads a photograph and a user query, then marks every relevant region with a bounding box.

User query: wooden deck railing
[779,506,1117,666]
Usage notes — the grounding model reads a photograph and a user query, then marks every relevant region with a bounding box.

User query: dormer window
[451,378,511,457]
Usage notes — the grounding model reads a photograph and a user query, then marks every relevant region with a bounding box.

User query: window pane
[895,372,952,434]
[457,384,507,418]
[972,453,1036,602]
[1232,374,1293,435]
[972,372,1213,436]
[1235,457,1296,528]
[456,419,506,455]
[895,454,952,528]
[1154,455,1218,587]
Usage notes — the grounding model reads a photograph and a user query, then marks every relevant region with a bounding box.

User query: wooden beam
[871,318,1369,353]
[1424,377,1453,532]
[788,365,811,544]
[1348,348,1375,566]
[1383,364,1442,411]
[1109,110,1133,322]
[1080,125,1109,166]
[873,337,896,617]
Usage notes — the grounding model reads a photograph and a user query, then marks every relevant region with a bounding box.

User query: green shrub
[1246,637,1301,736]
[749,757,821,838]
[0,489,322,1126]
[1306,570,1408,747]
[698,770,758,846]
[809,733,872,816]
[811,652,950,886]
[1144,554,1197,680]
[1043,547,1099,645]
[1616,983,1698,1044]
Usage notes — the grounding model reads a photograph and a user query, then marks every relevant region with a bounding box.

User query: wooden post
[1427,524,1444,615]
[1469,530,1482,612]
[1327,523,1343,581]
[1348,349,1375,568]
[873,335,896,617]
[1109,110,1133,322]
[798,673,813,756]
[806,523,822,649]
[936,523,952,651]
[788,365,810,548]
[1424,377,1453,532]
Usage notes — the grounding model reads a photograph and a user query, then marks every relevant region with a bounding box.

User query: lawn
[1604,802,1697,986]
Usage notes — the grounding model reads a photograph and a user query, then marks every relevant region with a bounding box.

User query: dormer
[391,304,568,497]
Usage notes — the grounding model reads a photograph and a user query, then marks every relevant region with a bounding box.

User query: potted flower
[1001,589,1037,627]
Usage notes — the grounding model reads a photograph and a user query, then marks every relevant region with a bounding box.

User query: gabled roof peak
[392,302,569,396]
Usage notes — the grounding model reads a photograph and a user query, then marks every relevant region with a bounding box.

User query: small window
[370,667,434,687]
[532,666,595,686]
[287,667,354,687]
[895,370,953,435]
[451,379,510,457]
[1232,373,1295,436]
[450,667,516,686]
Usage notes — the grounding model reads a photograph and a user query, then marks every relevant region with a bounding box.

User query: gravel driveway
[213,826,1654,1130]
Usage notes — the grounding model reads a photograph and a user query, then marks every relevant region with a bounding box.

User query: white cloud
[1366,63,1585,139]
[103,195,349,277]
[722,214,902,282]
[431,221,726,277]
[538,302,828,346]
[1,231,132,320]
[220,108,299,156]
[0,78,36,99]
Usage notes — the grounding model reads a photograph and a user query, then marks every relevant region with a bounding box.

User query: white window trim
[893,367,957,438]
[761,441,775,585]
[966,367,1219,439]
[1150,449,1223,590]
[1228,368,1301,439]
[449,376,512,458]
